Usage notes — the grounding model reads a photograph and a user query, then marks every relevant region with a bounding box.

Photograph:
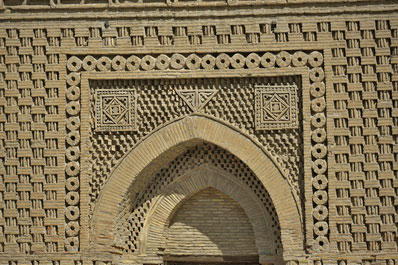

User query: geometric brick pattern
[88,77,303,211]
[176,89,218,112]
[118,143,282,255]
[95,89,137,131]
[255,84,299,130]
[329,19,398,256]
[1,3,398,265]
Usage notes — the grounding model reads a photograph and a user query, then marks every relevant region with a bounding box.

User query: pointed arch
[91,115,304,260]
[140,165,280,264]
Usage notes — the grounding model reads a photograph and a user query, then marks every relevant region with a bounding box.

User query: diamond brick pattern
[95,89,137,131]
[255,84,299,130]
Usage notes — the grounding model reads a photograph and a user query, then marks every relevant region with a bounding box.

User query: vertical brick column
[329,20,350,253]
[374,20,396,252]
[17,28,34,254]
[391,19,398,256]
[0,28,6,254]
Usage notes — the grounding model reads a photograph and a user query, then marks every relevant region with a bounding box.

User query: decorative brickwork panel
[255,84,299,130]
[176,89,218,112]
[88,76,303,212]
[0,4,398,265]
[95,89,137,131]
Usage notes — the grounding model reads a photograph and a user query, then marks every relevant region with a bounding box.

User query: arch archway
[91,115,304,261]
[140,165,281,264]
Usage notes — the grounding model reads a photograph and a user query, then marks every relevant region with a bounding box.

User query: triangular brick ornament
[176,91,196,111]
[176,89,218,112]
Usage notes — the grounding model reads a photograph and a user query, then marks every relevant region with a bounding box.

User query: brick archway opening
[138,165,283,265]
[91,116,304,262]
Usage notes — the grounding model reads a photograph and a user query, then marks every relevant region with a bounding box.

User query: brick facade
[0,1,397,265]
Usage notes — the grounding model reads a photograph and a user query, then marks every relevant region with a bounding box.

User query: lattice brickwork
[0,8,397,264]
[0,27,64,255]
[329,19,398,254]
[88,75,303,212]
[117,143,282,255]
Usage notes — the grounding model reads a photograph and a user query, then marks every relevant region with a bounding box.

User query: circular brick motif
[313,190,328,205]
[261,52,276,68]
[292,51,308,67]
[311,97,326,113]
[312,143,327,159]
[66,101,81,116]
[66,161,80,177]
[314,221,328,236]
[66,191,80,206]
[231,53,245,69]
[82,56,97,71]
[170,53,185,70]
[308,51,324,67]
[66,146,80,161]
[186,54,201,70]
[66,177,80,191]
[65,221,80,237]
[65,206,80,221]
[66,117,80,131]
[112,55,126,71]
[67,56,82,72]
[312,174,328,190]
[126,55,141,71]
[312,159,327,174]
[313,235,329,251]
[216,53,231,69]
[141,55,156,70]
[276,51,292,67]
[246,53,260,68]
[66,131,80,146]
[64,236,79,251]
[311,113,326,128]
[156,54,170,70]
[310,82,326,98]
[311,128,327,143]
[309,67,325,82]
[201,54,216,70]
[66,73,81,86]
[313,205,328,221]
[97,57,112,71]
[66,86,80,101]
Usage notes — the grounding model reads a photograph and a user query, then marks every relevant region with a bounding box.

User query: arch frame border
[71,53,323,259]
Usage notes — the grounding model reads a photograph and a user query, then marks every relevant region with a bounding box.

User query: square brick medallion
[95,89,137,131]
[255,84,299,130]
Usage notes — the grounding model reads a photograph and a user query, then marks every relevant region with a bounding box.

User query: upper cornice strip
[1,1,398,20]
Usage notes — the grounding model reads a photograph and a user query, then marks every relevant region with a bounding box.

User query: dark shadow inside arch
[114,142,283,257]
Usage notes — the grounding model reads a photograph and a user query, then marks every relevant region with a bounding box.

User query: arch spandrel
[91,115,304,260]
